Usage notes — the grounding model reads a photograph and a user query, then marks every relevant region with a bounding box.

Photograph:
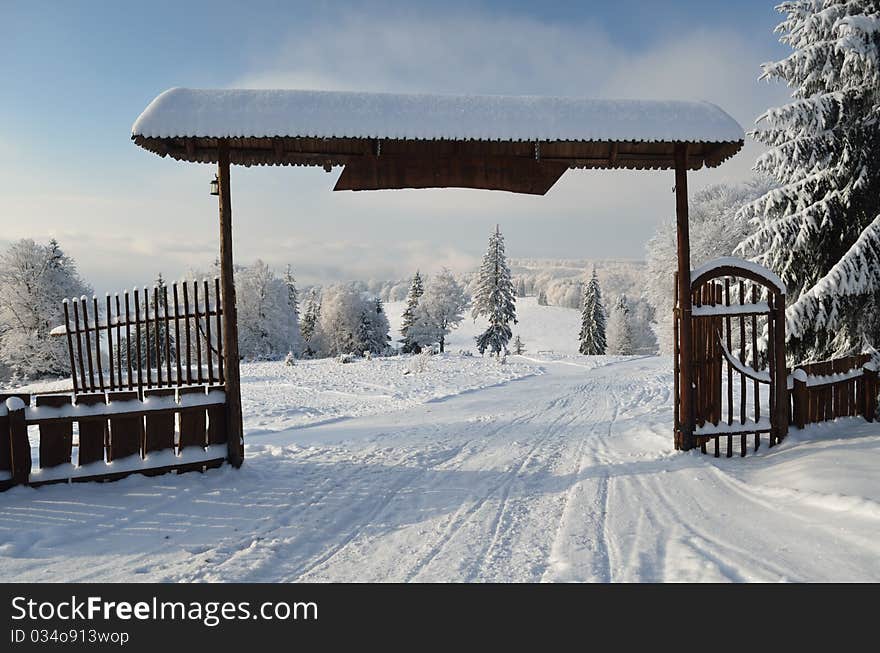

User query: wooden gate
[674,258,789,457]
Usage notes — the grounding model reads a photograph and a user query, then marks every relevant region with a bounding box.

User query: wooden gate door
[674,259,788,457]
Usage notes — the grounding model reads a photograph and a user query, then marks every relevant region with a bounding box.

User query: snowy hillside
[1,299,879,582]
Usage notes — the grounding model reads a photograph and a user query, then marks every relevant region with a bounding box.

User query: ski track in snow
[1,351,879,583]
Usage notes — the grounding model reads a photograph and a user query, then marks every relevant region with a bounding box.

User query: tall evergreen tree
[473,225,517,355]
[511,334,525,355]
[579,269,607,355]
[300,289,321,357]
[400,271,424,353]
[284,265,299,315]
[128,273,176,370]
[736,0,880,359]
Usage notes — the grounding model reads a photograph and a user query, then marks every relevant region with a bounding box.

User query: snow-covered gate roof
[132,88,745,194]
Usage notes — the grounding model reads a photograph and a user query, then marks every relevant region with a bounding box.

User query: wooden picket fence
[58,279,225,397]
[0,278,233,491]
[789,354,878,429]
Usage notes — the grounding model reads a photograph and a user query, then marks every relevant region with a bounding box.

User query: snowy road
[1,355,879,582]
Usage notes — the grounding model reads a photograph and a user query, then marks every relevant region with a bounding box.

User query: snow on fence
[51,279,225,398]
[0,278,235,491]
[789,354,878,429]
[0,387,228,490]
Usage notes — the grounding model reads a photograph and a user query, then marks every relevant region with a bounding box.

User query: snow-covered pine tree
[607,293,634,355]
[511,334,525,355]
[579,269,607,355]
[400,271,424,353]
[410,268,470,353]
[355,298,390,355]
[126,273,176,370]
[285,265,300,318]
[473,225,517,356]
[537,289,548,306]
[368,298,392,354]
[516,278,527,298]
[300,288,321,356]
[736,1,880,359]
[0,238,92,380]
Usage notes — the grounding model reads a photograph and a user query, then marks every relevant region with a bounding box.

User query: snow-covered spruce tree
[511,334,525,355]
[235,260,301,360]
[410,268,470,353]
[736,1,880,359]
[473,225,517,356]
[124,273,175,370]
[607,294,634,355]
[399,271,424,353]
[579,269,607,355]
[0,238,91,380]
[363,298,391,355]
[284,264,301,344]
[645,177,775,354]
[537,289,548,306]
[300,288,320,356]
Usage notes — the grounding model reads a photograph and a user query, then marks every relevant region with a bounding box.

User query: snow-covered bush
[404,348,434,375]
[0,239,91,380]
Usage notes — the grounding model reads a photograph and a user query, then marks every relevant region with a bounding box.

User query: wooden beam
[334,155,568,195]
[675,143,695,451]
[217,142,244,468]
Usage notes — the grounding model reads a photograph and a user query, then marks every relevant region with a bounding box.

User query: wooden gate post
[773,295,789,442]
[674,144,695,450]
[864,363,878,422]
[7,398,30,486]
[218,142,244,468]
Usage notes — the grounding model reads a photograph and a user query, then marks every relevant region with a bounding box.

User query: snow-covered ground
[1,298,879,582]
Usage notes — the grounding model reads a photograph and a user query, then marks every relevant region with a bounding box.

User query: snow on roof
[131,88,744,144]
[691,257,786,293]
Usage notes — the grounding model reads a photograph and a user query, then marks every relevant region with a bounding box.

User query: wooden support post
[674,144,695,451]
[218,142,244,468]
[793,372,808,430]
[773,295,789,443]
[863,364,878,422]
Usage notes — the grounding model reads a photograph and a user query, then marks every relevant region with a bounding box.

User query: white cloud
[4,8,793,292]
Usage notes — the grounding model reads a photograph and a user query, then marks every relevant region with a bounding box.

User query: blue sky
[1,1,790,291]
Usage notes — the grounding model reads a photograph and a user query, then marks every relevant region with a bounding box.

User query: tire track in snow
[401,408,568,582]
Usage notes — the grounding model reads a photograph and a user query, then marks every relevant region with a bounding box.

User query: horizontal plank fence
[0,387,228,491]
[56,279,224,399]
[790,354,878,429]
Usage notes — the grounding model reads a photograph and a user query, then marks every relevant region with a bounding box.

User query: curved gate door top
[674,257,788,458]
